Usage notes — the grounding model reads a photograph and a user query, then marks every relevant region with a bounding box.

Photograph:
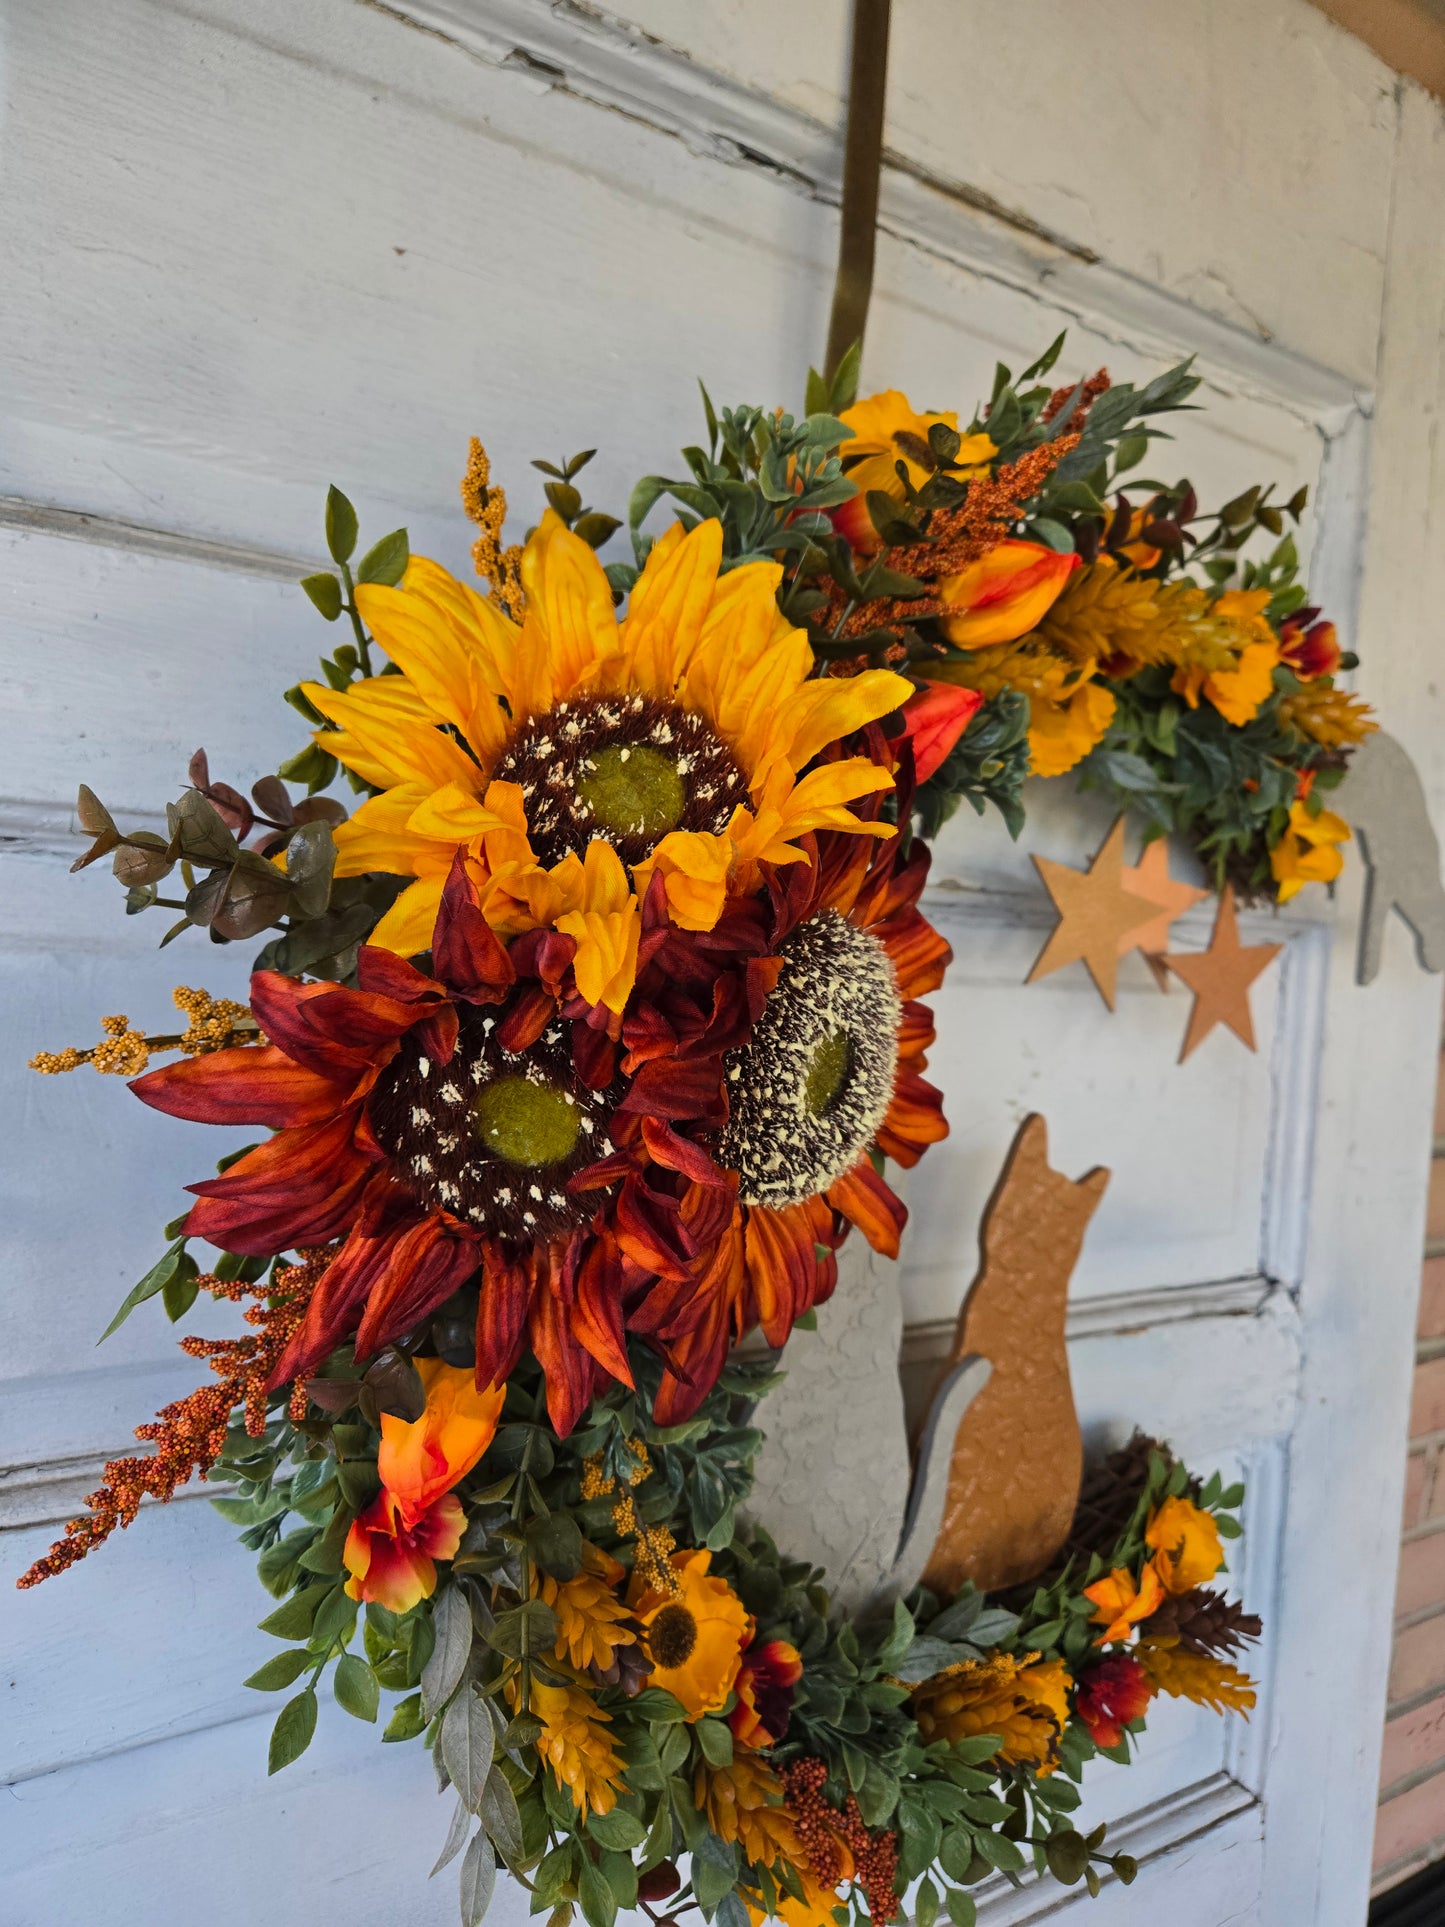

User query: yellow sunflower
[628,1547,752,1719]
[305,513,911,1010]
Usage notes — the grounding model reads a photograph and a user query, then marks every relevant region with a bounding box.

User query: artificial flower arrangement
[21,340,1275,1924]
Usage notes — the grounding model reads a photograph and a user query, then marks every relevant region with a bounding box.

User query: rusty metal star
[1026,817,1159,1010]
[1164,886,1283,1060]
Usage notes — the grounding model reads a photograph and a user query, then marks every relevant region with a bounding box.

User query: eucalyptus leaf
[431,1797,472,1878]
[459,1826,497,1927]
[423,1585,474,1717]
[442,1687,496,1812]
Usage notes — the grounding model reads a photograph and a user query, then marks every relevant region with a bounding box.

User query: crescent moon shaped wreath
[36,325,1418,1926]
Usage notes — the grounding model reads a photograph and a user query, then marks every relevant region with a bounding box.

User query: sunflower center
[803,1028,851,1116]
[493,693,749,868]
[472,1077,580,1167]
[648,1603,699,1669]
[367,1008,616,1243]
[577,744,686,841]
[718,910,902,1209]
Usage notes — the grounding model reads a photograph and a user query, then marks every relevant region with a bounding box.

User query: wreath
[20,337,1295,1924]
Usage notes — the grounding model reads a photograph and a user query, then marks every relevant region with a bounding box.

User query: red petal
[248,971,429,1079]
[529,1278,603,1436]
[640,1116,726,1186]
[185,1111,373,1254]
[497,986,555,1054]
[355,947,448,1005]
[130,1045,347,1128]
[353,1214,479,1359]
[474,1244,536,1390]
[827,1157,907,1258]
[613,1177,696,1281]
[877,906,952,1000]
[432,851,516,1005]
[572,1238,633,1386]
[269,1183,423,1385]
[876,1072,948,1167]
[744,1199,827,1346]
[618,1054,726,1124]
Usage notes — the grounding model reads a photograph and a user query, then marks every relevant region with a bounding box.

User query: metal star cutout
[1164,886,1283,1061]
[1026,817,1159,1010]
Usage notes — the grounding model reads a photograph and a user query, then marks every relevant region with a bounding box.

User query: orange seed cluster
[781,1756,900,1923]
[16,1253,324,1588]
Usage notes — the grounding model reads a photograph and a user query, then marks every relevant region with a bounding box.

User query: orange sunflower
[304,513,911,1008]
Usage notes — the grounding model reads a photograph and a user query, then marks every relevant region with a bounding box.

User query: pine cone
[1146,1588,1261,1659]
[1060,1432,1174,1568]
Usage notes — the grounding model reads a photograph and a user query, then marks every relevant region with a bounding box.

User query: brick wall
[1375,1025,1445,1891]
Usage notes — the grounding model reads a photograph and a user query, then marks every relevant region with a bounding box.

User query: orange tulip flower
[1083,1562,1165,1645]
[937,541,1080,650]
[343,1486,468,1614]
[343,1359,505,1612]
[899,683,985,783]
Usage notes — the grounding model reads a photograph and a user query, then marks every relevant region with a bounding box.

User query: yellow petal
[331,785,453,879]
[357,556,518,763]
[405,782,508,845]
[621,517,724,695]
[368,874,448,957]
[636,830,734,931]
[516,511,620,717]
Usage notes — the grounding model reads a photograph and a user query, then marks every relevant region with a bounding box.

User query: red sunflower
[639,812,951,1422]
[130,804,950,1433]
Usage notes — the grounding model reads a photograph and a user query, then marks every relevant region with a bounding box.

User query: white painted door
[3,3,1443,1922]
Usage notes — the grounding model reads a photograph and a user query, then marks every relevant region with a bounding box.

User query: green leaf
[695,1717,734,1767]
[300,573,344,621]
[578,1857,617,1927]
[422,1584,474,1717]
[333,1652,379,1722]
[1043,1830,1089,1884]
[588,1807,647,1851]
[243,1648,313,1692]
[915,1876,940,1927]
[944,1891,977,1927]
[383,1691,427,1743]
[939,1827,979,1883]
[312,1584,357,1649]
[98,1240,189,1342]
[479,1764,525,1865]
[573,512,622,550]
[689,1828,739,1911]
[460,1826,497,1927]
[628,1687,689,1723]
[442,1687,496,1812]
[356,528,410,587]
[969,1829,1025,1873]
[525,1512,583,1580]
[257,1582,333,1641]
[267,1688,318,1774]
[827,339,862,413]
[325,485,358,564]
[161,1255,200,1323]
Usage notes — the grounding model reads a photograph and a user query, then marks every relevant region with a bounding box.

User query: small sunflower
[628,1548,752,1719]
[307,513,911,1009]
